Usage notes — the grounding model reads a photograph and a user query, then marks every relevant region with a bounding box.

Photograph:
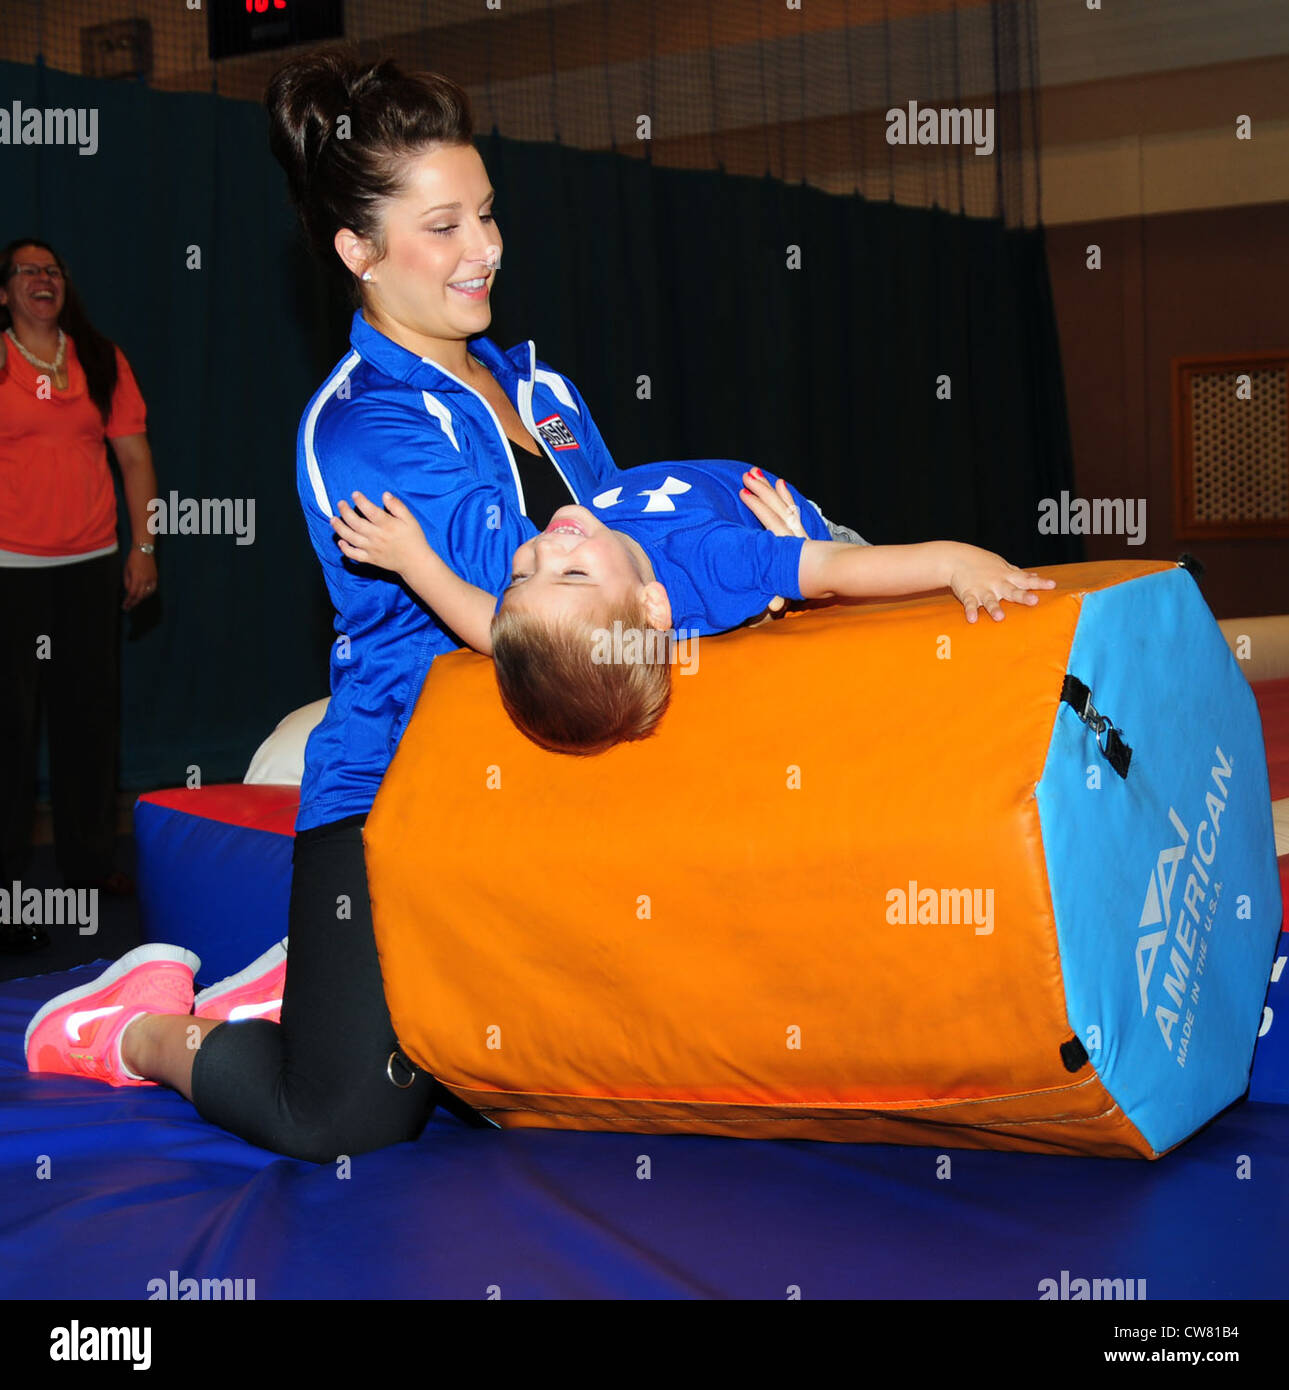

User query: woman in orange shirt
[0,238,159,947]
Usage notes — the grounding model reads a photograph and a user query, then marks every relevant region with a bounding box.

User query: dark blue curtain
[4,60,1077,791]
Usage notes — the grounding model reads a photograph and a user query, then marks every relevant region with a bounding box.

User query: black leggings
[0,552,121,882]
[189,813,439,1162]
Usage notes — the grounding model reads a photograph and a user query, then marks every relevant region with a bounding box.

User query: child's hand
[739,467,810,538]
[331,490,430,575]
[948,545,1056,623]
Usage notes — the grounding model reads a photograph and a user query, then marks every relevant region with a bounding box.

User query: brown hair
[1,238,118,425]
[491,599,673,755]
[265,47,474,300]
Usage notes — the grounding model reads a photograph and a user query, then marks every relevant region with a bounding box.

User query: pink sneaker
[24,943,201,1087]
[193,939,287,1024]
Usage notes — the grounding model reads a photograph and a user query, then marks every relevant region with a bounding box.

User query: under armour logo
[638,477,692,512]
[593,486,623,509]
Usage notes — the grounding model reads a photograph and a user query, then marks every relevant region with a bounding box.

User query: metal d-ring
[386,1049,417,1088]
[1080,690,1109,741]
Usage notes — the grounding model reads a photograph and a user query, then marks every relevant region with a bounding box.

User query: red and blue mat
[0,955,1285,1299]
[3,675,1286,1297]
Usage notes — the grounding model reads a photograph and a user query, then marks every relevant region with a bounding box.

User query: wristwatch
[136,543,156,555]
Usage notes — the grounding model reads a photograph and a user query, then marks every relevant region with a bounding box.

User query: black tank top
[467,352,577,528]
[511,437,576,532]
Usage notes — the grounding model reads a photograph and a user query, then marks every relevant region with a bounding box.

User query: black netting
[2,0,1042,227]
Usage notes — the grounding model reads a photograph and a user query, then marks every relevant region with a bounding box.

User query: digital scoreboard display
[208,0,344,61]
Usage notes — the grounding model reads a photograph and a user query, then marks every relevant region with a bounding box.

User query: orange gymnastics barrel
[364,559,1282,1158]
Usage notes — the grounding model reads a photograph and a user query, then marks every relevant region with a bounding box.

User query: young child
[330,459,1055,754]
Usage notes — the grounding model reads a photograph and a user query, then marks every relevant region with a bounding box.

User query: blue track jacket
[294,310,620,830]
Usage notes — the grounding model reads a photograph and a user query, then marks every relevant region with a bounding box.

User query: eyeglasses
[8,263,64,281]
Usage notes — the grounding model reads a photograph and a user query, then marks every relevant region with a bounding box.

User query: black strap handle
[1060,674,1132,779]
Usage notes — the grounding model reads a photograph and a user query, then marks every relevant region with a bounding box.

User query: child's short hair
[490,598,673,755]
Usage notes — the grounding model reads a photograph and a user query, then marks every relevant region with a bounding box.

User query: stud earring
[362,271,373,282]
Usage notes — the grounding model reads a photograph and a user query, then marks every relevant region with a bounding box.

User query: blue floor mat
[3,964,1286,1300]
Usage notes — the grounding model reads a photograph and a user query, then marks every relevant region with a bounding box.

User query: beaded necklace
[5,327,68,387]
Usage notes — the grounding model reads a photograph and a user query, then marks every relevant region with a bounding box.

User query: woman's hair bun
[264,47,474,284]
[265,48,364,204]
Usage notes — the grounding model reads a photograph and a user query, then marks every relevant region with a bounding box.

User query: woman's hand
[947,544,1055,623]
[122,547,158,610]
[738,466,809,615]
[739,467,809,538]
[331,490,431,575]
